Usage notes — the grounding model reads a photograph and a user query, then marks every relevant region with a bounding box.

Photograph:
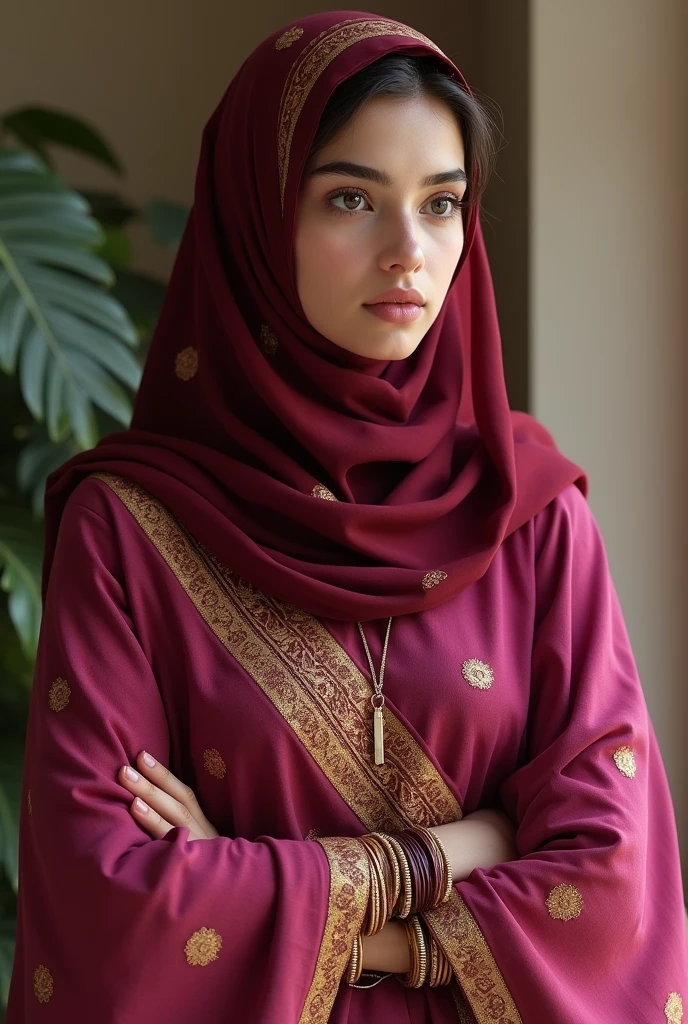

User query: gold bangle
[364,834,395,924]
[426,828,453,904]
[371,832,402,911]
[399,915,428,988]
[415,916,428,987]
[359,836,383,937]
[386,835,413,918]
[346,932,363,986]
[367,841,389,930]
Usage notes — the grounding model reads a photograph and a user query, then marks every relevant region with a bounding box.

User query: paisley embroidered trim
[94,472,461,835]
[303,837,369,1023]
[277,18,442,207]
[275,25,304,50]
[425,892,523,1024]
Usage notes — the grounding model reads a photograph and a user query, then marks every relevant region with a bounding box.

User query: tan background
[2,0,686,872]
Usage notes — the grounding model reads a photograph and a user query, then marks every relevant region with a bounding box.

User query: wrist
[360,919,411,974]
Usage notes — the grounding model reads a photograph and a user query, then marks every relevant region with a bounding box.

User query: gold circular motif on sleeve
[546,883,584,921]
[33,964,54,1003]
[665,992,684,1024]
[175,346,199,381]
[461,658,494,690]
[422,570,448,590]
[203,748,227,780]
[48,677,71,712]
[311,484,338,501]
[275,26,304,49]
[613,745,637,779]
[185,926,223,966]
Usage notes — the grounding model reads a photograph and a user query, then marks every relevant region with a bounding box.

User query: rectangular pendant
[373,706,385,765]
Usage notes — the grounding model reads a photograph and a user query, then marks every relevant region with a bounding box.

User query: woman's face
[294,93,467,361]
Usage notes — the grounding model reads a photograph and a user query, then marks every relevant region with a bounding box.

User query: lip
[364,302,423,324]
[363,287,426,306]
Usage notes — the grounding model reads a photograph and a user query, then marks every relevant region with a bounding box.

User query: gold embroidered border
[95,472,516,1021]
[425,892,522,1024]
[277,18,443,207]
[94,472,460,834]
[301,837,370,1023]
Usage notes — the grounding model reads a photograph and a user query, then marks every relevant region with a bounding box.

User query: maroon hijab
[43,11,586,620]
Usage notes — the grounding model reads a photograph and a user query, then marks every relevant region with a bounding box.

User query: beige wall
[3,1,686,866]
[531,0,688,869]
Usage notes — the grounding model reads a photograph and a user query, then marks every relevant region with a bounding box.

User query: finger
[129,796,174,839]
[118,765,202,837]
[134,752,216,837]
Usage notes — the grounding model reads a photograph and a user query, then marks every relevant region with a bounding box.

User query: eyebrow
[307,160,468,187]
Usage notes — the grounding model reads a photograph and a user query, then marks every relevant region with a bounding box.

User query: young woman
[8,11,687,1023]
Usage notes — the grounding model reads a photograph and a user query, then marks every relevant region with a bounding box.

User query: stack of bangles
[345,825,454,989]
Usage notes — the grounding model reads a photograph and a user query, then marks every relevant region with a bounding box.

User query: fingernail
[142,751,156,768]
[134,798,148,813]
[123,766,139,782]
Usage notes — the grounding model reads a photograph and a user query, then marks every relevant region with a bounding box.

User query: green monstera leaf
[0,149,142,451]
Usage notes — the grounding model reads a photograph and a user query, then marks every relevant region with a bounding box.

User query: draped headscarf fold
[43,10,587,620]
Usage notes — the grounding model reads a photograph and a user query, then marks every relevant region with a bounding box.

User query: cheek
[426,227,465,292]
[296,219,364,298]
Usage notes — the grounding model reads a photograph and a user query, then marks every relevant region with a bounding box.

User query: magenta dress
[7,471,687,1022]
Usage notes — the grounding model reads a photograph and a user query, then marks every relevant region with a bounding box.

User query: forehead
[317,93,465,164]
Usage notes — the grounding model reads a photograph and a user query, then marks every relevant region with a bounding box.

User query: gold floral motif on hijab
[665,992,684,1024]
[312,483,338,501]
[546,883,584,921]
[613,744,637,779]
[461,658,494,689]
[277,18,443,208]
[259,324,280,356]
[48,676,71,712]
[33,964,54,1003]
[175,346,199,381]
[422,570,447,590]
[203,747,227,779]
[275,26,304,50]
[185,927,223,966]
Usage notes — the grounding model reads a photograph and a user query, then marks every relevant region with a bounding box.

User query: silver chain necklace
[356,617,393,766]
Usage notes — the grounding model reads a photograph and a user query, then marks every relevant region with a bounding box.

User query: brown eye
[331,192,369,213]
[429,198,452,216]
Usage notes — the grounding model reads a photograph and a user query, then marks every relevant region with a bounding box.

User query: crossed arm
[118,748,519,975]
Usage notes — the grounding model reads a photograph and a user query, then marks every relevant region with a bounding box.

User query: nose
[377,216,425,275]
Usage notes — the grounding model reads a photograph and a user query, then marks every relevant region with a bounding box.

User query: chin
[346,337,420,360]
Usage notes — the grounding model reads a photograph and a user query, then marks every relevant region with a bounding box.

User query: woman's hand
[118,750,219,842]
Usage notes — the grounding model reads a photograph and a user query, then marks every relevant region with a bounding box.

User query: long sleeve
[7,494,368,1024]
[426,484,688,1023]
